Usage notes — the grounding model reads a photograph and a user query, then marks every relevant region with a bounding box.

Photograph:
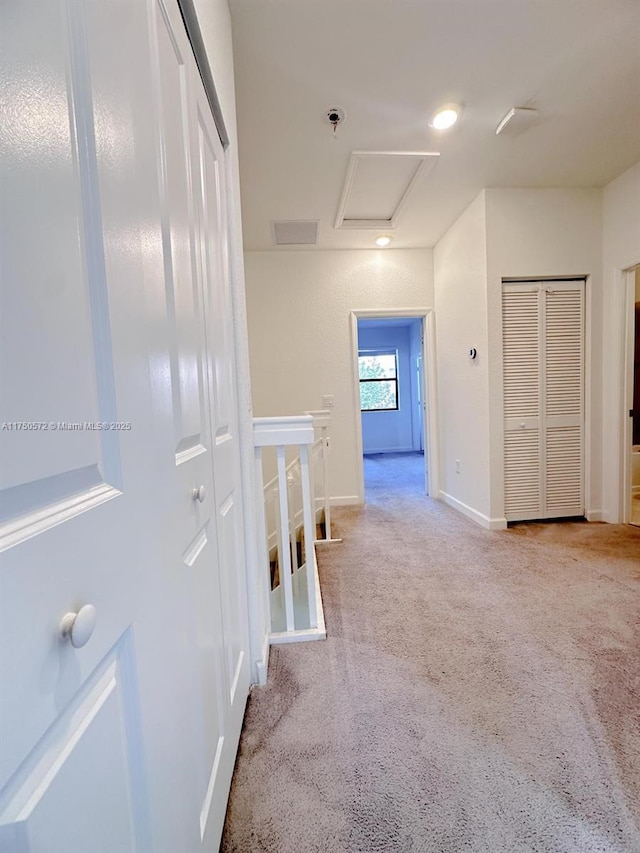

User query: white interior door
[0,0,250,850]
[502,280,585,522]
[151,2,230,845]
[150,1,251,843]
[0,1,163,848]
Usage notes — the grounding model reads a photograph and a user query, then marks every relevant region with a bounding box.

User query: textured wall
[244,249,434,501]
[485,188,603,522]
[433,188,603,527]
[434,193,491,522]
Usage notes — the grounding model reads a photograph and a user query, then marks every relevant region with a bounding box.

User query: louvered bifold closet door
[543,283,584,518]
[502,286,542,520]
[502,280,585,522]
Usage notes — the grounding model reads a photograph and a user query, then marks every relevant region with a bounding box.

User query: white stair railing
[253,416,326,643]
[306,409,342,544]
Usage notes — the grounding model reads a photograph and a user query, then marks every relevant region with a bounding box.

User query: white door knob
[60,604,97,649]
[192,485,206,503]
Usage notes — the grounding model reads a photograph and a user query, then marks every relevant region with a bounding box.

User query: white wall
[485,188,603,522]
[433,192,492,525]
[358,325,414,453]
[244,249,434,502]
[601,162,640,520]
[434,188,604,529]
[192,0,268,682]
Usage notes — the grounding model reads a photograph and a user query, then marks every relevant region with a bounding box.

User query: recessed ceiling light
[429,103,462,130]
[375,235,392,247]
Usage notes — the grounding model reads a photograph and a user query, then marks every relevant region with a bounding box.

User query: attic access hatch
[334,151,439,231]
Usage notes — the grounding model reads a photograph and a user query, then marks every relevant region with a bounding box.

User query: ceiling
[229,0,640,251]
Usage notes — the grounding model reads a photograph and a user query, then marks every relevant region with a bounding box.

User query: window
[358,350,398,411]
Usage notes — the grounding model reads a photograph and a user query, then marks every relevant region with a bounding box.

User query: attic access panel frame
[334,151,439,231]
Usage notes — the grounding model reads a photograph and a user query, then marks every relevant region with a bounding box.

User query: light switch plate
[321,395,335,408]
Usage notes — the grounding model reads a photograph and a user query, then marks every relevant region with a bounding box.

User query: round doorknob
[192,485,206,503]
[60,604,97,649]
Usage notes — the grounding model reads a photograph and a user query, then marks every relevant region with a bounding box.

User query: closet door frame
[621,266,640,524]
[501,278,588,522]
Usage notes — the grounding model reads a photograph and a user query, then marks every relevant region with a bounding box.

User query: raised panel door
[0,1,160,848]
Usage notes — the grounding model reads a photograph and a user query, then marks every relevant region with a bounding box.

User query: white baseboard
[270,626,326,644]
[439,491,507,531]
[254,633,269,686]
[363,446,415,455]
[330,495,361,507]
[586,508,604,522]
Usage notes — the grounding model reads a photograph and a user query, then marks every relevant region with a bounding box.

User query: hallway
[222,465,640,852]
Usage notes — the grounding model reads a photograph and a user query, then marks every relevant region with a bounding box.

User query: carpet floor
[221,453,640,852]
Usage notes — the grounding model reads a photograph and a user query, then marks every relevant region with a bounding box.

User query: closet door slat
[502,291,540,420]
[543,286,584,517]
[504,429,541,518]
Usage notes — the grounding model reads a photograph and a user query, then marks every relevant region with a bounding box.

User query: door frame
[349,308,439,502]
[413,353,424,453]
[620,264,640,523]
[177,0,229,148]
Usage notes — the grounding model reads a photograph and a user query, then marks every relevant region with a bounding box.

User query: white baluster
[320,423,332,541]
[299,444,317,628]
[254,445,272,633]
[276,445,295,631]
[287,465,299,575]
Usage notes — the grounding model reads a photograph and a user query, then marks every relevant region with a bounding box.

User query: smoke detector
[325,107,346,128]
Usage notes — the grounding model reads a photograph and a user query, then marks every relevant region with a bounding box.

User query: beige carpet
[222,453,640,852]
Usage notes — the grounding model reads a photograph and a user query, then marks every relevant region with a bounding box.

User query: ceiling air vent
[495,107,539,136]
[272,220,319,246]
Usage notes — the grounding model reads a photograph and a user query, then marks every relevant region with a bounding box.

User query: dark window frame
[358,349,399,412]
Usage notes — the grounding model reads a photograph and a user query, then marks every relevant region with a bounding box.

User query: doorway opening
[625,266,640,526]
[350,309,439,503]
